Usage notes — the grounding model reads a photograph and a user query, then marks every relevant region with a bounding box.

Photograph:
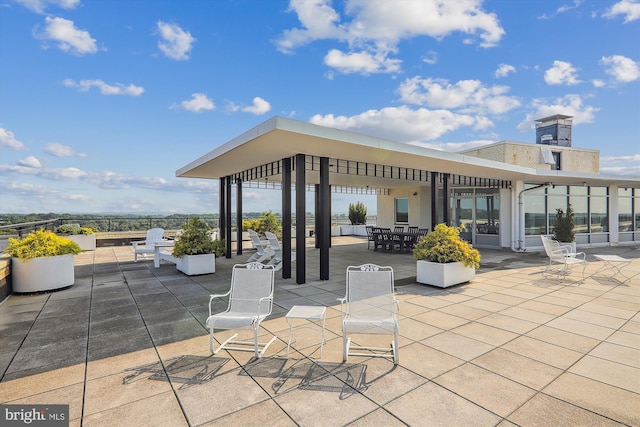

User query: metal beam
[282,157,292,279]
[236,180,242,255]
[295,154,306,284]
[319,157,330,280]
[225,176,232,258]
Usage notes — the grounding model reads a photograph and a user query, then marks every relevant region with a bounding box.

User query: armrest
[208,290,231,317]
[132,240,148,249]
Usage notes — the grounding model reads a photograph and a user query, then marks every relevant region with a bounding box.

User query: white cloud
[17,156,41,168]
[603,0,640,23]
[174,93,215,112]
[397,77,521,115]
[44,142,87,157]
[544,60,581,85]
[310,106,478,142]
[600,154,640,175]
[324,48,401,74]
[63,78,144,96]
[37,16,97,55]
[592,79,606,88]
[12,0,79,14]
[557,0,584,14]
[601,55,640,83]
[241,97,271,115]
[0,127,27,150]
[276,0,505,74]
[422,50,438,65]
[516,94,599,131]
[495,63,516,78]
[156,21,196,60]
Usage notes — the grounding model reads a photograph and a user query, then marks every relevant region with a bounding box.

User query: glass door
[452,194,474,243]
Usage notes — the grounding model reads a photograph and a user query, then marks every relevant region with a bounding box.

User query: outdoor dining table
[373,229,419,253]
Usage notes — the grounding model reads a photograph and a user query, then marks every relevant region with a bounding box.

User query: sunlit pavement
[1,237,638,426]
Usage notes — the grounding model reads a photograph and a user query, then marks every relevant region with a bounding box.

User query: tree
[553,205,575,243]
[348,201,367,225]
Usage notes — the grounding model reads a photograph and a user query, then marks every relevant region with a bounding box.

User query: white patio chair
[206,262,277,358]
[264,231,295,271]
[339,264,400,364]
[540,235,586,280]
[132,228,168,262]
[246,229,275,263]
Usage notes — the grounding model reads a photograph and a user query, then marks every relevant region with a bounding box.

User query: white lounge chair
[206,262,277,358]
[132,228,169,262]
[247,229,275,263]
[541,235,586,280]
[264,231,295,271]
[339,264,400,364]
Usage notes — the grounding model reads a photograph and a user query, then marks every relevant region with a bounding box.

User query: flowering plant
[4,229,81,261]
[413,223,480,269]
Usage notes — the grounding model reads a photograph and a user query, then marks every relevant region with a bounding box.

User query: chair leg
[343,336,350,362]
[393,334,399,365]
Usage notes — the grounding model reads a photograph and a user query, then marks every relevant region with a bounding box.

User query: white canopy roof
[177,116,640,189]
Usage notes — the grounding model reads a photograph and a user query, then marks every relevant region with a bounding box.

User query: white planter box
[340,225,355,235]
[12,254,75,293]
[353,225,368,236]
[331,226,342,236]
[416,260,475,288]
[176,253,215,275]
[67,234,96,251]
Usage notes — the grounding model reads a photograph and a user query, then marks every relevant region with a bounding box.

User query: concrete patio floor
[0,237,639,426]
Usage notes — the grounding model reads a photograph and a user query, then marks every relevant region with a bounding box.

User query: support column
[225,176,232,259]
[282,157,292,279]
[314,184,320,248]
[443,173,450,225]
[319,157,330,280]
[236,180,242,255]
[219,177,226,241]
[295,154,306,284]
[430,172,438,230]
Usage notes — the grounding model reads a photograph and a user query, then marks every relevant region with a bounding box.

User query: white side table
[285,305,327,358]
[594,255,632,282]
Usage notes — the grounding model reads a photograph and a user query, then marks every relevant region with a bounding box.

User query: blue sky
[1,0,638,215]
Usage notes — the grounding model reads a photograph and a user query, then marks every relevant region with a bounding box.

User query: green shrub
[242,219,261,232]
[55,224,96,235]
[413,223,480,269]
[348,201,367,225]
[242,211,282,236]
[4,229,82,261]
[172,217,226,258]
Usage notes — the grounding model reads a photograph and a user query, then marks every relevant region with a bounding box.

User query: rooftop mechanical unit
[535,114,573,147]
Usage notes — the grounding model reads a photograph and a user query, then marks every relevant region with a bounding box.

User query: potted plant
[345,201,368,236]
[413,223,481,288]
[171,217,226,275]
[55,223,97,251]
[4,229,81,293]
[553,205,576,252]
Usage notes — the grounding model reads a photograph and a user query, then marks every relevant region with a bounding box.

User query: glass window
[548,185,568,235]
[524,189,546,235]
[395,198,409,223]
[475,191,499,234]
[619,188,633,232]
[590,188,608,232]
[551,151,561,170]
[635,191,640,231]
[569,186,588,235]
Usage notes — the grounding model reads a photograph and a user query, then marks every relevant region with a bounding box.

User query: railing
[0,215,377,235]
[0,219,59,238]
